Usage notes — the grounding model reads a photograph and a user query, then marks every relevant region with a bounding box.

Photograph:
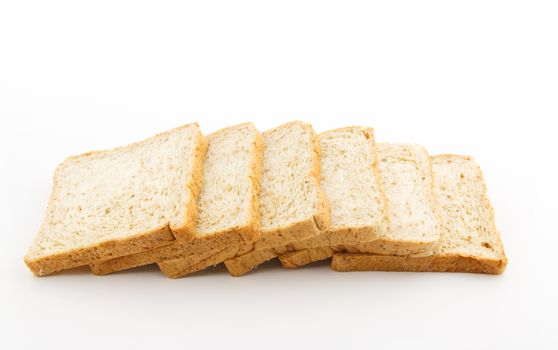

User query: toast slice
[279,143,441,267]
[224,127,387,276]
[90,123,263,275]
[331,155,507,274]
[164,121,330,278]
[24,124,207,276]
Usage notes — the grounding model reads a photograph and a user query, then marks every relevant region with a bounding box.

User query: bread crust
[90,229,249,275]
[279,247,335,268]
[24,123,207,276]
[331,253,507,274]
[160,244,251,278]
[171,127,208,241]
[223,248,279,276]
[90,123,263,276]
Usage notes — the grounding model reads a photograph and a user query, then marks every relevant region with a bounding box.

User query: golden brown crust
[331,253,507,275]
[245,126,264,242]
[335,238,435,257]
[90,123,264,276]
[219,215,323,276]
[279,247,335,268]
[170,128,208,241]
[309,124,331,233]
[159,244,251,278]
[223,248,279,276]
[25,225,176,276]
[368,130,390,239]
[90,229,247,275]
[253,217,321,250]
[223,222,384,274]
[24,124,206,276]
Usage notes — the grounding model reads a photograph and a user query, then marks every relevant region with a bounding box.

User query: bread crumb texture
[320,127,384,230]
[196,123,261,235]
[433,155,504,260]
[259,121,322,232]
[377,143,439,242]
[25,124,203,274]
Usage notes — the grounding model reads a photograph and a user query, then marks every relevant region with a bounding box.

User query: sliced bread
[165,121,330,278]
[226,127,388,275]
[279,143,441,267]
[331,155,507,274]
[25,123,207,276]
[90,123,263,275]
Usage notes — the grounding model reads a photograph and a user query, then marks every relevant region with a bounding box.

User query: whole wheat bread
[331,155,507,274]
[25,124,207,276]
[280,143,441,267]
[164,121,330,278]
[90,123,263,275]
[226,127,389,275]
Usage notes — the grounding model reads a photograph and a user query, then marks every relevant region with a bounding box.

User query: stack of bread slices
[24,121,507,277]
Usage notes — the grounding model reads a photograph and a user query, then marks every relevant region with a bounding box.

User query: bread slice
[254,121,330,248]
[279,143,441,267]
[164,121,330,278]
[90,123,263,275]
[224,127,388,275]
[24,124,207,276]
[331,155,507,274]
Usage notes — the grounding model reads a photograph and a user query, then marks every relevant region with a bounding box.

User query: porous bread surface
[196,123,261,236]
[293,127,386,247]
[319,127,385,232]
[90,123,263,275]
[376,144,439,242]
[225,127,387,276]
[339,143,441,255]
[432,155,504,259]
[331,155,507,274]
[276,143,440,268]
[258,121,328,237]
[160,121,329,278]
[25,124,206,275]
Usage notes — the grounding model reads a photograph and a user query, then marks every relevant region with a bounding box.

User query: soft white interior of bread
[378,143,439,241]
[433,156,502,259]
[321,128,384,229]
[27,125,199,259]
[259,122,319,231]
[196,123,258,235]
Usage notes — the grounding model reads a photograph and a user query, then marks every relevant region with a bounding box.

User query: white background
[1,1,557,349]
